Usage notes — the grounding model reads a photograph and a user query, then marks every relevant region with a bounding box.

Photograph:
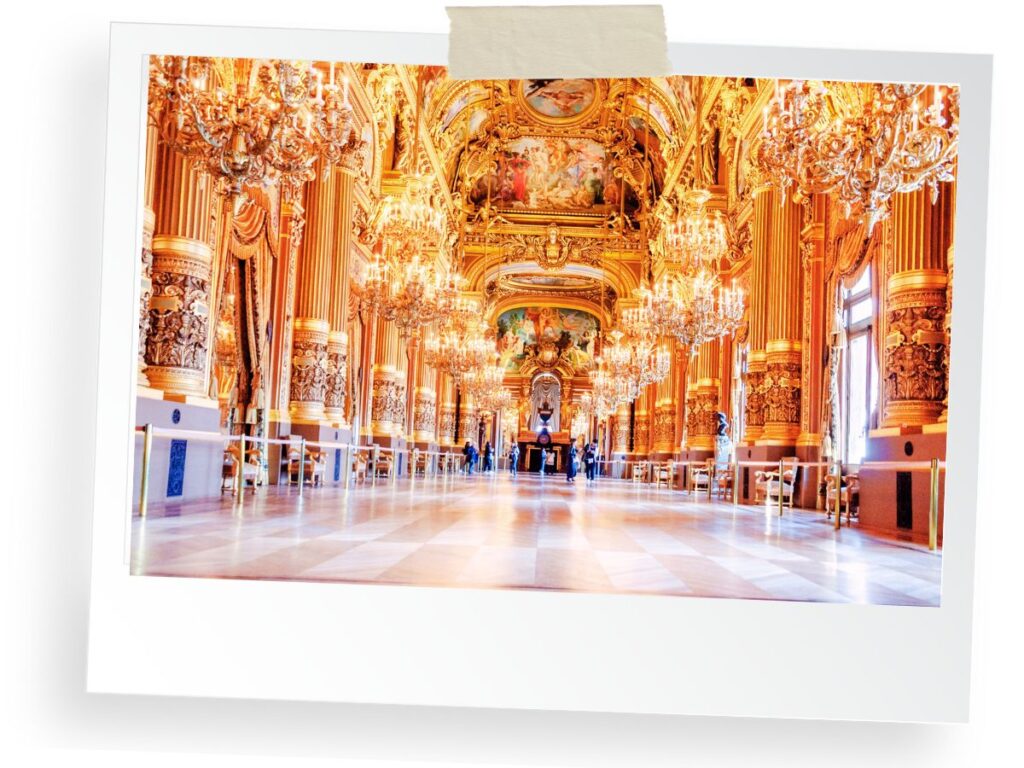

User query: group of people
[461,440,497,475]
[563,440,600,484]
[461,439,601,482]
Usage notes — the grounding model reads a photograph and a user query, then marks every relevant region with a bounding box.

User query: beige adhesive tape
[446,5,670,79]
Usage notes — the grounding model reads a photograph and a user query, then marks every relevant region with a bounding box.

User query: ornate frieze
[144,235,213,397]
[370,369,406,434]
[289,319,330,421]
[632,412,650,453]
[438,404,457,446]
[686,390,719,451]
[413,387,437,439]
[883,275,948,426]
[138,208,156,387]
[761,358,802,440]
[652,403,676,453]
[324,330,349,422]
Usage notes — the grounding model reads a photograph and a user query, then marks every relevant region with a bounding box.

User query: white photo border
[88,22,992,723]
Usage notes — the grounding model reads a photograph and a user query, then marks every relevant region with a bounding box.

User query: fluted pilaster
[324,170,355,424]
[744,186,772,441]
[761,194,803,444]
[145,145,216,397]
[289,160,337,422]
[882,186,952,427]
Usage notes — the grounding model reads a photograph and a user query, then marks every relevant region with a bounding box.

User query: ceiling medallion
[517,79,602,125]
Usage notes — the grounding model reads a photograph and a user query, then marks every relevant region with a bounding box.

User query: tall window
[840,268,878,465]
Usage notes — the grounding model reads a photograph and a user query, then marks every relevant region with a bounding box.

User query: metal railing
[134,425,946,550]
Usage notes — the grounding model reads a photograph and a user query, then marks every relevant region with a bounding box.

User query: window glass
[849,269,871,296]
[847,333,869,464]
[850,297,873,325]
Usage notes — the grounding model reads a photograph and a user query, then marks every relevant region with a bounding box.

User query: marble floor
[130,472,942,606]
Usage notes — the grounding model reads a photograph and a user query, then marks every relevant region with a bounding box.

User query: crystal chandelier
[462,352,506,402]
[424,315,495,385]
[148,56,359,197]
[587,353,634,415]
[626,75,743,350]
[601,329,671,394]
[660,189,729,271]
[629,271,744,348]
[375,175,447,261]
[356,254,460,338]
[757,80,959,230]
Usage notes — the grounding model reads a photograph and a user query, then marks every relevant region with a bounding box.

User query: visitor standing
[584,442,596,483]
[566,439,578,484]
[483,441,493,472]
[508,443,520,476]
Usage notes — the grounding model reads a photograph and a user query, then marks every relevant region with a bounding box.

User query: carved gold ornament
[757,80,959,230]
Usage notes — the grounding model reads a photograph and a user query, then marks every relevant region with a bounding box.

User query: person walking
[566,439,578,484]
[483,441,493,472]
[508,442,520,477]
[463,440,477,475]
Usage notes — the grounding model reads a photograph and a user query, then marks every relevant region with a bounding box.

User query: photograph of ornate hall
[129,58,959,607]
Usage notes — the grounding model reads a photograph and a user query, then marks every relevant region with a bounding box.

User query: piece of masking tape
[446,5,670,79]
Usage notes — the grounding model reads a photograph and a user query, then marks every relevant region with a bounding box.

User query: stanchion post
[237,433,246,505]
[371,444,379,487]
[929,458,940,551]
[777,459,785,516]
[732,457,740,505]
[412,448,419,484]
[341,442,351,491]
[138,424,153,518]
[833,461,842,531]
[298,437,306,498]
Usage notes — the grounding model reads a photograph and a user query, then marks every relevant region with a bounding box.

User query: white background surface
[1,1,1020,765]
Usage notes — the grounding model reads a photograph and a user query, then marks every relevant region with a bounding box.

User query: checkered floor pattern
[131,472,941,605]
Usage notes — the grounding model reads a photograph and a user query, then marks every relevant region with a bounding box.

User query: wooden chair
[690,459,714,496]
[373,452,394,480]
[412,450,430,476]
[763,456,799,508]
[631,461,649,483]
[287,446,326,487]
[714,466,734,499]
[654,461,673,488]
[221,443,261,494]
[826,472,860,524]
[352,450,369,484]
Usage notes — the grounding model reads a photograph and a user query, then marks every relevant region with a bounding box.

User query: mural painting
[496,307,600,372]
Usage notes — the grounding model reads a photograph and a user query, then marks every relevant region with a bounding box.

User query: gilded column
[412,336,437,444]
[138,123,159,389]
[437,373,456,447]
[633,389,650,458]
[761,194,803,444]
[289,161,337,422]
[145,144,216,398]
[744,185,772,442]
[612,402,631,454]
[325,169,355,425]
[881,186,952,427]
[268,198,304,419]
[370,318,401,437]
[687,339,721,451]
[459,393,479,445]
[798,196,826,448]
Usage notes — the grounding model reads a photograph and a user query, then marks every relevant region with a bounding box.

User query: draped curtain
[225,186,280,428]
[821,202,884,461]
